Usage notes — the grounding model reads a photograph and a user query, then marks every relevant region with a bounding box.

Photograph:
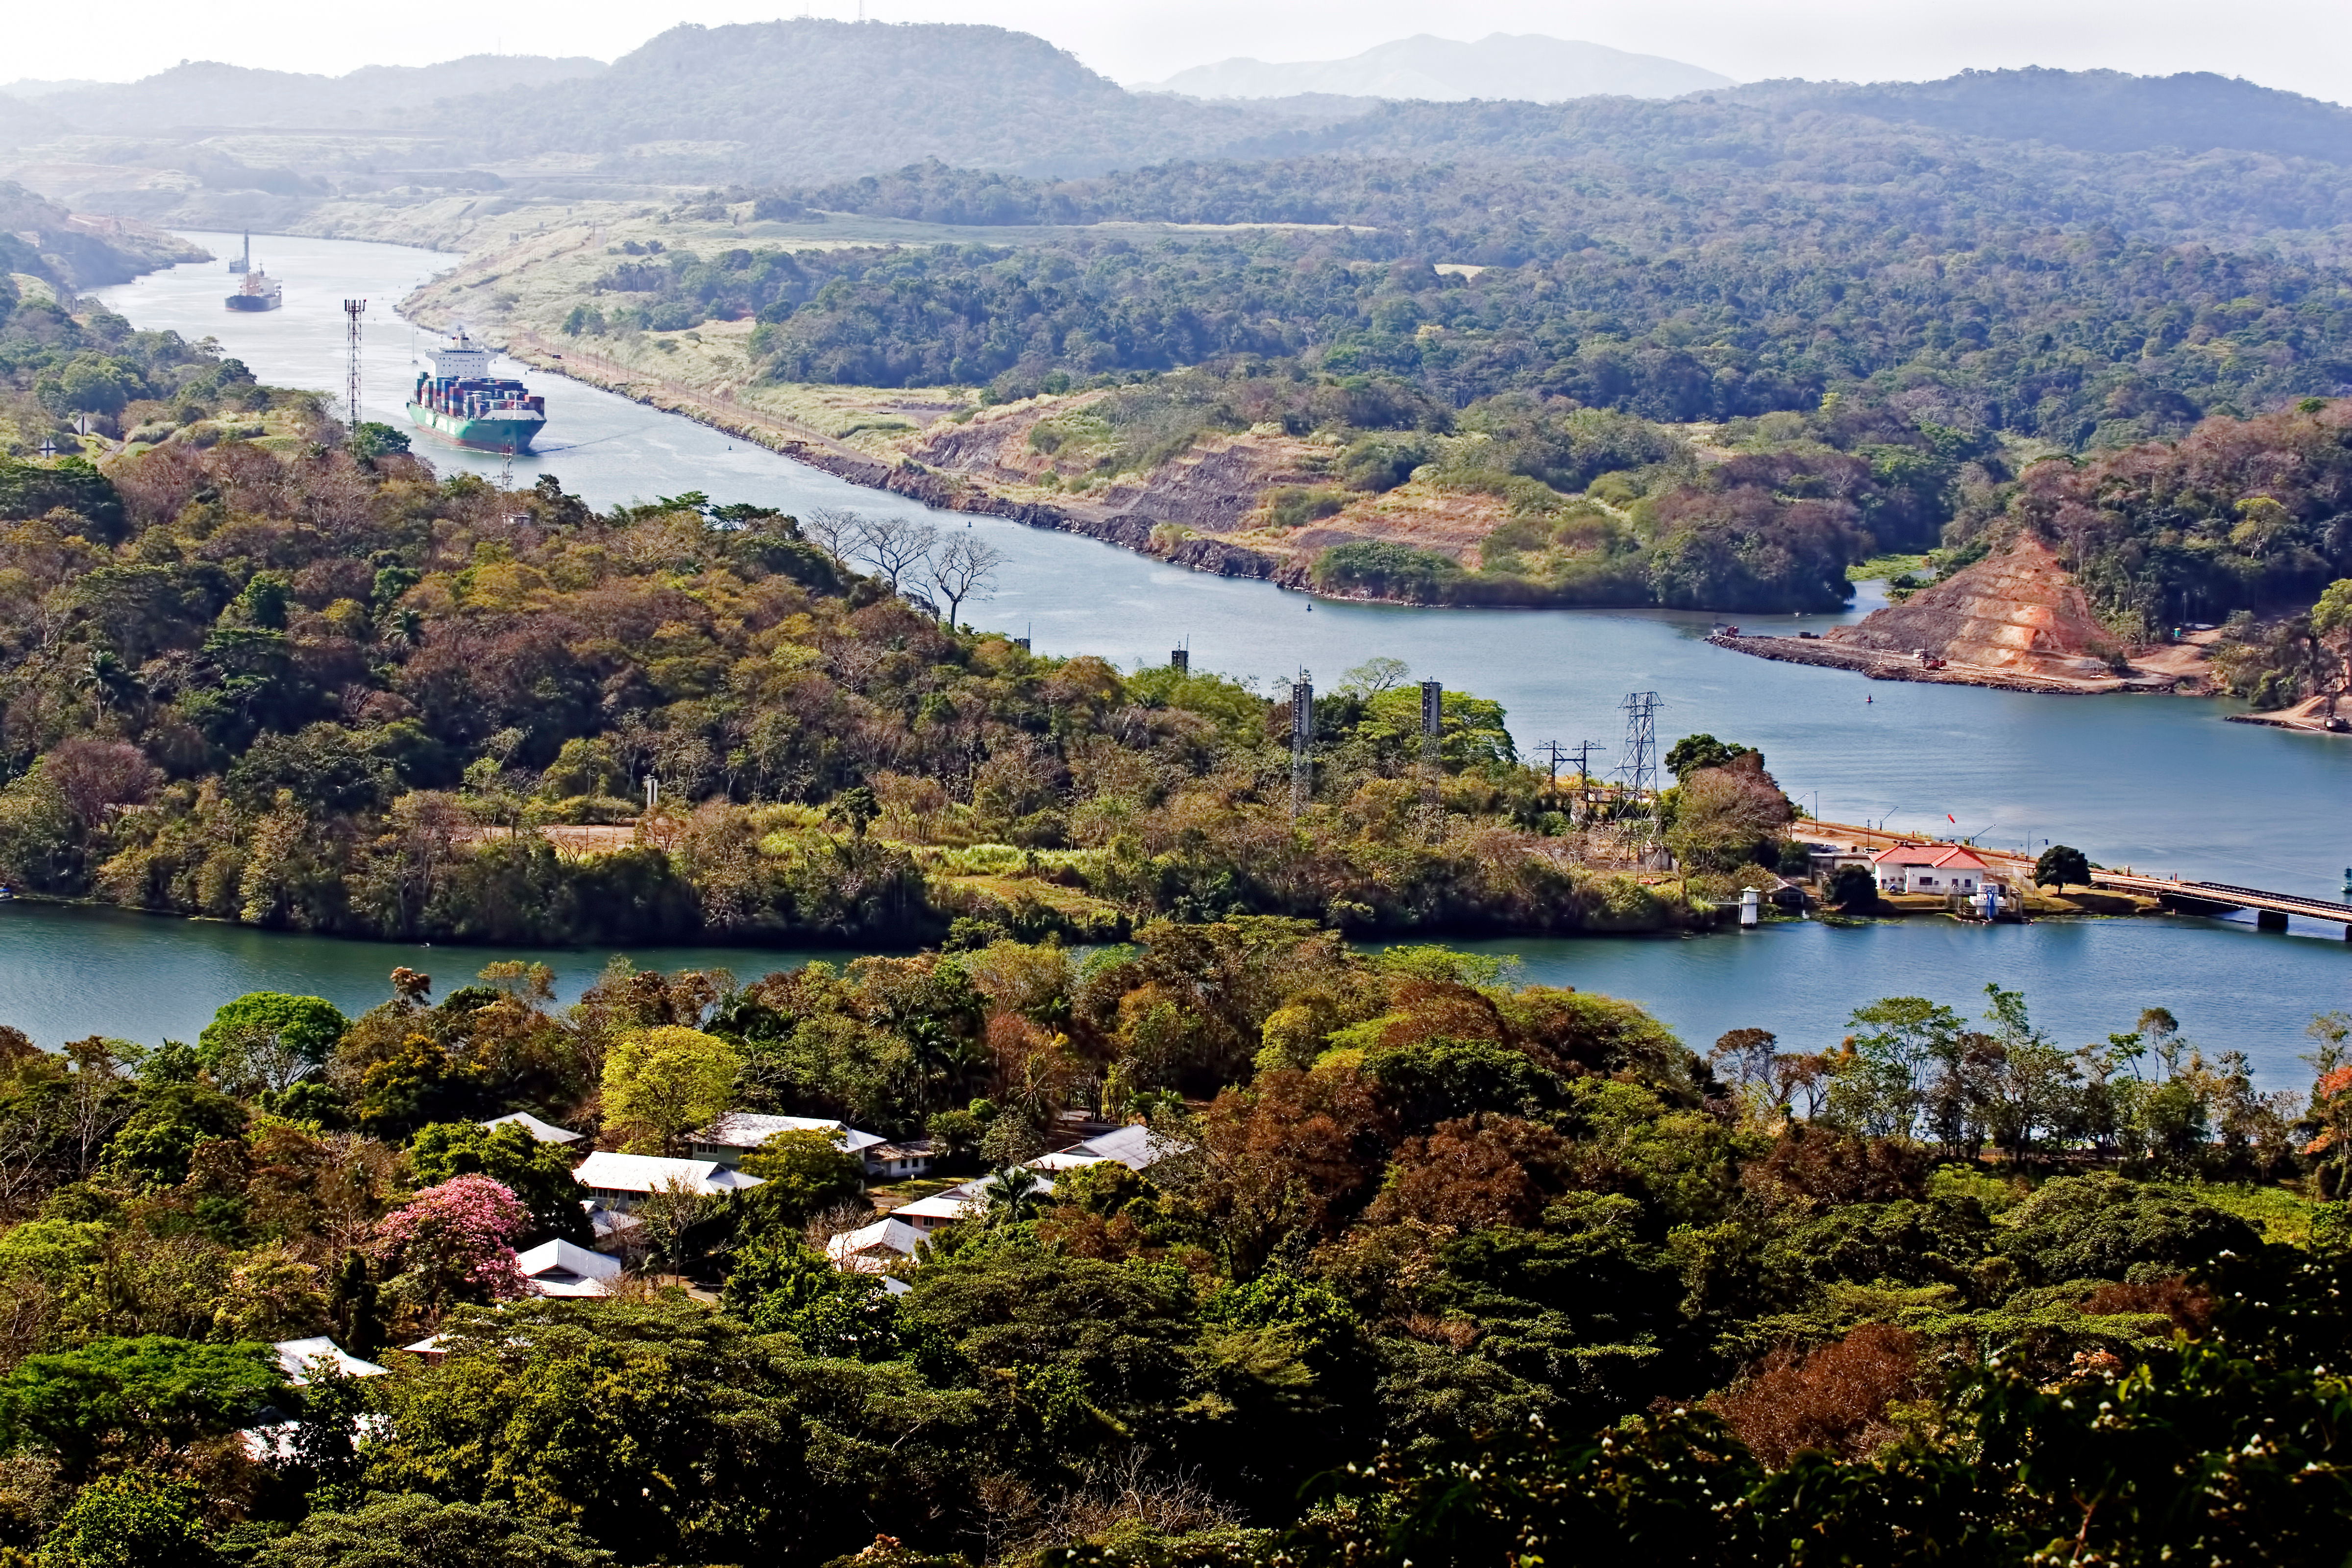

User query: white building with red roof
[1871,843,1990,895]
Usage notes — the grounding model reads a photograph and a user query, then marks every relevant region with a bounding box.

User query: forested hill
[441,20,1306,181]
[1733,67,2352,164]
[8,54,607,134]
[789,97,2352,258]
[0,181,203,288]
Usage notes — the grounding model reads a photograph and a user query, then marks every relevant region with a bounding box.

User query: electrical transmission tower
[1617,692,1661,820]
[1290,672,1315,817]
[342,299,367,428]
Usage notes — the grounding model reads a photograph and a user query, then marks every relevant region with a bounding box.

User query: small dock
[2089,870,2352,936]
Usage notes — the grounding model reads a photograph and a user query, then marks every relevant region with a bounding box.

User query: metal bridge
[2091,870,2352,936]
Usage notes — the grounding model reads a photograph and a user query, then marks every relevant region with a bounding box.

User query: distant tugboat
[226,261,282,312]
[226,231,250,273]
[406,326,546,452]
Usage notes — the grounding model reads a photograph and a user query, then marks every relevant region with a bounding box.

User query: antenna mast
[1290,671,1315,818]
[342,299,367,428]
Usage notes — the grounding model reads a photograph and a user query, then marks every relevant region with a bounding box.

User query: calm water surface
[3,901,2343,1090]
[63,234,2352,1087]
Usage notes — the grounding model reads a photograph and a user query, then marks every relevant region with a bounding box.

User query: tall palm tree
[979,1164,1044,1226]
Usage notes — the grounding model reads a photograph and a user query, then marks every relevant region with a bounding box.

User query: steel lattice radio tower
[1290,672,1315,817]
[1419,679,1443,804]
[342,299,367,428]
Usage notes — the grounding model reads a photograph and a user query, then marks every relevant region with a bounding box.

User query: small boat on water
[226,262,282,312]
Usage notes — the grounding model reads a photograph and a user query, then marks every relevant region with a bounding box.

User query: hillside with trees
[433,21,1306,183]
[0,414,1764,944]
[0,921,2342,1562]
[1733,66,2352,163]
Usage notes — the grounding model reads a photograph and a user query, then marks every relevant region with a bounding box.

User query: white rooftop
[1027,1151,1107,1171]
[1066,1124,1183,1170]
[691,1111,887,1154]
[517,1237,624,1297]
[272,1336,387,1382]
[573,1151,766,1196]
[826,1217,925,1271]
[481,1110,584,1145]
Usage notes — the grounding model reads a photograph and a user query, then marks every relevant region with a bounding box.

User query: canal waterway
[59,232,2352,1088]
[1,899,2341,1090]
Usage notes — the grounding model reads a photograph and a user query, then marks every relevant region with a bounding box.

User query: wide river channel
[24,230,2344,1086]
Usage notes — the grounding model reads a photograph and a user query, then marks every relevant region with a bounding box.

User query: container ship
[225,259,281,312]
[405,326,546,452]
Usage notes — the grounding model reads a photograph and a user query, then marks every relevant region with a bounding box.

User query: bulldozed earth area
[1716,535,2218,696]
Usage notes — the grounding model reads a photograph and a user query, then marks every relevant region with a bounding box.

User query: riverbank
[90,233,2352,912]
[1711,631,2202,696]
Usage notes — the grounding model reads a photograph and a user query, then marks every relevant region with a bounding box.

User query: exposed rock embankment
[1824,535,2125,679]
[1715,534,2207,695]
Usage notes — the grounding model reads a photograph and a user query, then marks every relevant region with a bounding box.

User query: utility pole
[1290,671,1314,818]
[343,299,367,428]
[1569,739,1604,823]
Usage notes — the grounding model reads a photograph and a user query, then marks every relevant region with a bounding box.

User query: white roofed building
[272,1336,388,1383]
[517,1238,624,1298]
[687,1111,890,1170]
[572,1151,766,1212]
[1063,1124,1183,1171]
[826,1217,926,1273]
[480,1111,584,1145]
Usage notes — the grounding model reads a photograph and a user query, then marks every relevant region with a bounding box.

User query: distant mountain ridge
[15,54,605,132]
[1734,68,2352,164]
[443,20,1323,180]
[1138,34,1733,102]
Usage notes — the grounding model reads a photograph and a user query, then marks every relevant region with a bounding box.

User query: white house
[686,1111,919,1175]
[572,1151,766,1212]
[883,1169,1069,1235]
[886,1185,988,1234]
[826,1216,926,1273]
[1870,843,1991,895]
[480,1110,584,1146]
[272,1336,387,1383]
[863,1139,939,1180]
[516,1238,624,1298]
[245,1338,388,1461]
[1061,1124,1182,1171]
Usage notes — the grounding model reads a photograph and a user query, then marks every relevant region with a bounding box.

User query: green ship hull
[405,401,545,453]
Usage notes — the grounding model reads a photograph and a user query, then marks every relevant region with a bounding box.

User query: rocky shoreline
[502,333,1308,588]
[1709,633,2188,695]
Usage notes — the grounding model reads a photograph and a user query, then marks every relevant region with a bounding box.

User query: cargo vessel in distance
[406,326,545,452]
[225,252,281,311]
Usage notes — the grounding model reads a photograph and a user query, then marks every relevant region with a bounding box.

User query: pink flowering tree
[369,1175,532,1322]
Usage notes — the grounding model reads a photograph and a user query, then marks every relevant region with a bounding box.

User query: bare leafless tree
[924,533,1008,627]
[852,514,940,595]
[801,506,865,559]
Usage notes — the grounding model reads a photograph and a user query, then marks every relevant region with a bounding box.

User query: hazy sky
[12,0,2352,105]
